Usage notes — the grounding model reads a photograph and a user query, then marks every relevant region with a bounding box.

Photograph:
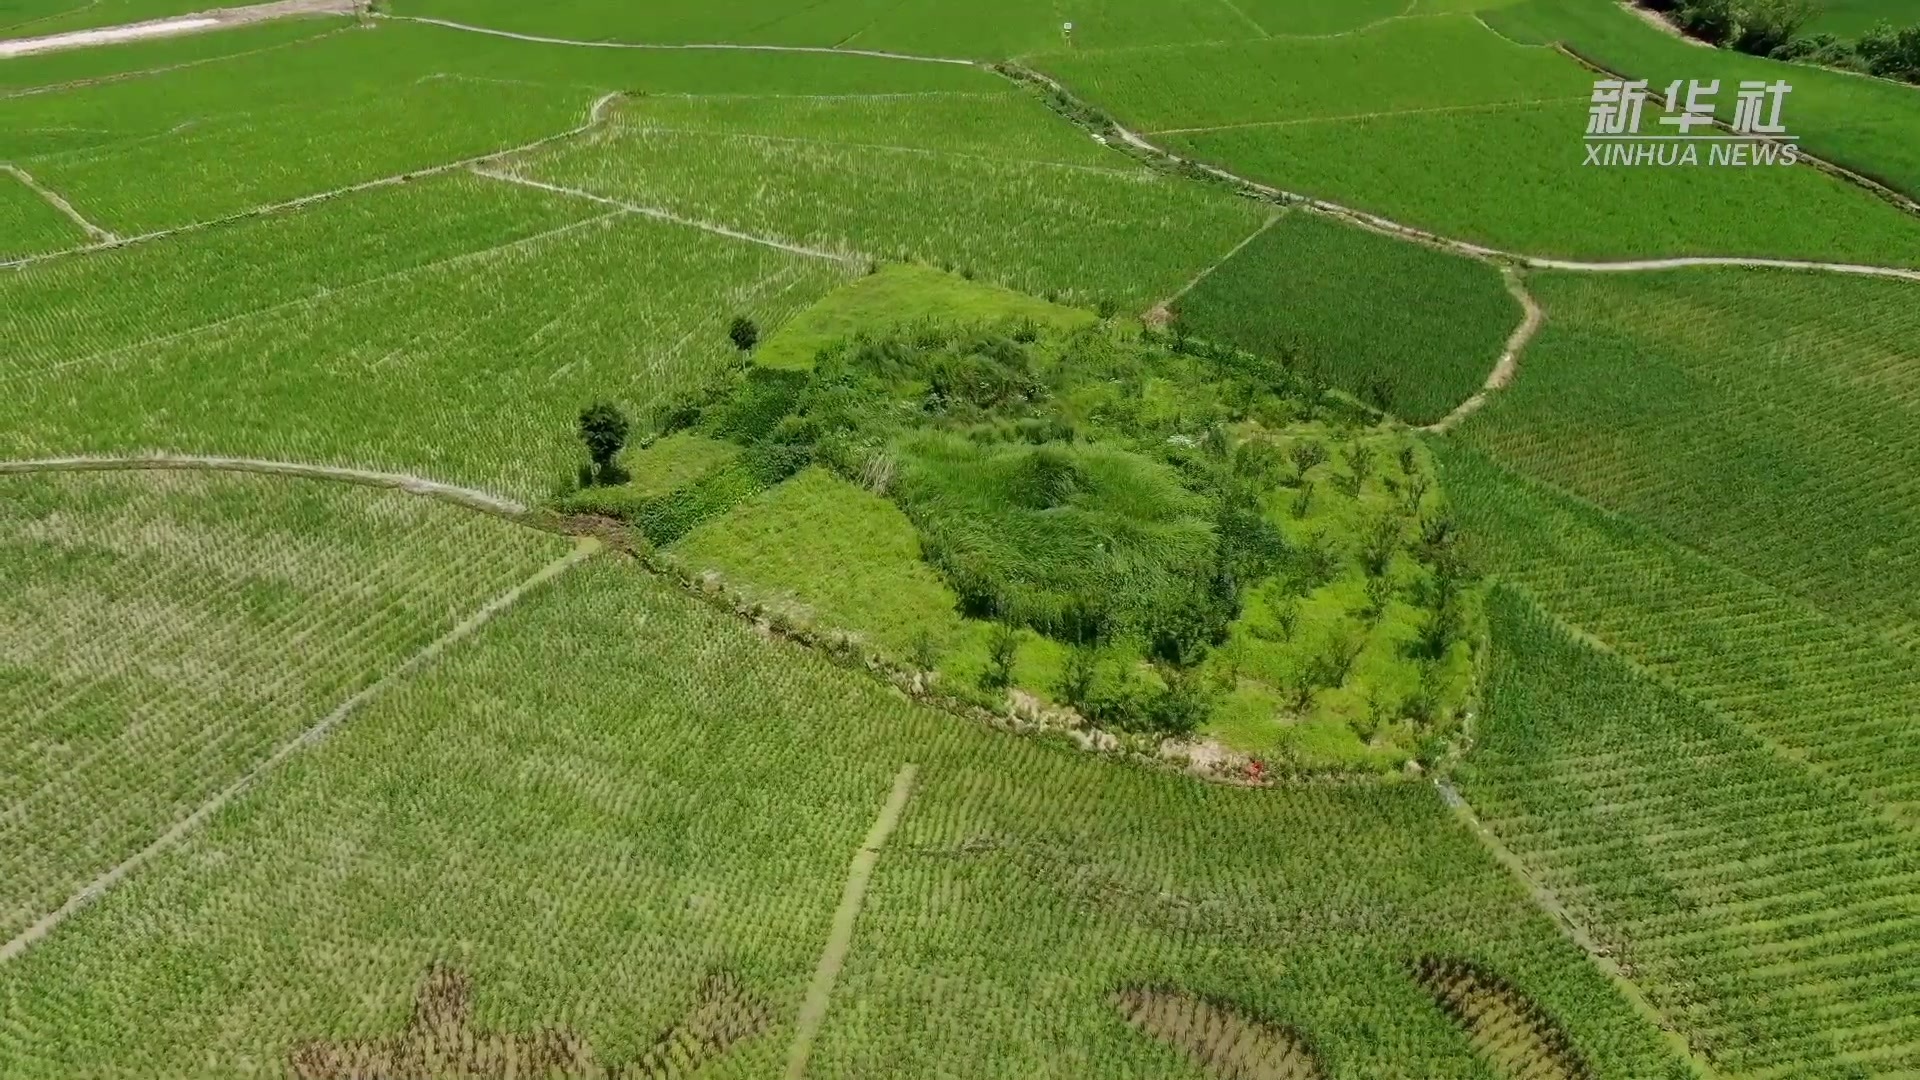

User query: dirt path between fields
[1436,778,1725,1079]
[0,535,599,966]
[0,454,529,516]
[467,166,863,265]
[784,764,919,1080]
[2,163,117,242]
[0,91,620,272]
[0,0,359,58]
[375,13,976,66]
[1423,269,1544,434]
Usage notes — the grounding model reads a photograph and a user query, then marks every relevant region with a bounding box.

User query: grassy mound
[584,268,1482,771]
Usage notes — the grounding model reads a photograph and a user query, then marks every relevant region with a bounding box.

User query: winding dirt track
[1422,268,1545,434]
[0,454,529,516]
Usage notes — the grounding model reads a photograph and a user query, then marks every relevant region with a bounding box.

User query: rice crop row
[0,18,337,94]
[514,95,1271,310]
[0,557,1685,1077]
[385,0,1296,56]
[1172,211,1520,425]
[1440,444,1920,836]
[1,188,853,500]
[1484,0,1920,199]
[1456,583,1920,1076]
[0,170,83,260]
[1167,100,1920,265]
[0,468,568,947]
[1034,15,1591,134]
[1458,267,1920,653]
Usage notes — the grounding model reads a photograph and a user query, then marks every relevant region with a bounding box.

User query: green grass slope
[0,555,1685,1077]
[754,262,1096,371]
[1172,211,1520,425]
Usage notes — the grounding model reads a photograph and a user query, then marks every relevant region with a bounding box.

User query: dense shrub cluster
[1641,0,1920,79]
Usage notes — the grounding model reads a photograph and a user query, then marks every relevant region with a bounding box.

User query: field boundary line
[0,454,529,516]
[784,763,919,1080]
[469,166,864,265]
[1144,95,1591,136]
[1423,268,1543,434]
[1,163,116,242]
[0,91,622,272]
[999,62,1920,283]
[0,23,347,99]
[0,536,600,966]
[0,0,360,58]
[1470,467,1920,839]
[2,209,626,389]
[1553,44,1920,217]
[1435,777,1726,1079]
[1213,0,1271,39]
[376,13,977,66]
[615,124,1144,179]
[1146,209,1282,319]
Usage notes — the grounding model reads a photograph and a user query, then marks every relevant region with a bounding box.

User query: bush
[1730,0,1813,55]
[1857,20,1920,80]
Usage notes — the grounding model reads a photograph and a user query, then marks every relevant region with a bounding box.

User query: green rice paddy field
[2,0,1917,1076]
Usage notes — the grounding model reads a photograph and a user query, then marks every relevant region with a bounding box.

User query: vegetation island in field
[563,265,1483,773]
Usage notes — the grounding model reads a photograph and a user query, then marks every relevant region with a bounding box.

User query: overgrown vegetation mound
[571,273,1482,770]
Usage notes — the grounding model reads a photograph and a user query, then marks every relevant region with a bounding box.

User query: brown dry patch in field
[1113,987,1326,1079]
[1410,957,1595,1080]
[290,965,771,1080]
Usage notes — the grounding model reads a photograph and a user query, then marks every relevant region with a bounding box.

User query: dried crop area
[0,468,568,948]
[0,559,1684,1077]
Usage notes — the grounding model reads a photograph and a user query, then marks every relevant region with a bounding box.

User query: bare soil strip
[1,163,117,242]
[1435,779,1724,1079]
[0,536,600,966]
[0,0,358,58]
[1422,269,1543,434]
[469,166,864,265]
[784,763,919,1080]
[0,92,621,272]
[377,13,976,67]
[0,454,529,516]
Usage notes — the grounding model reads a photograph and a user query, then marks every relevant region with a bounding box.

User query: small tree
[577,401,630,486]
[1288,440,1327,485]
[728,315,760,353]
[982,621,1020,691]
[1057,644,1100,709]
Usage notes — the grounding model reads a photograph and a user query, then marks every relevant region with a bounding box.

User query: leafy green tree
[728,315,760,353]
[577,401,630,485]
